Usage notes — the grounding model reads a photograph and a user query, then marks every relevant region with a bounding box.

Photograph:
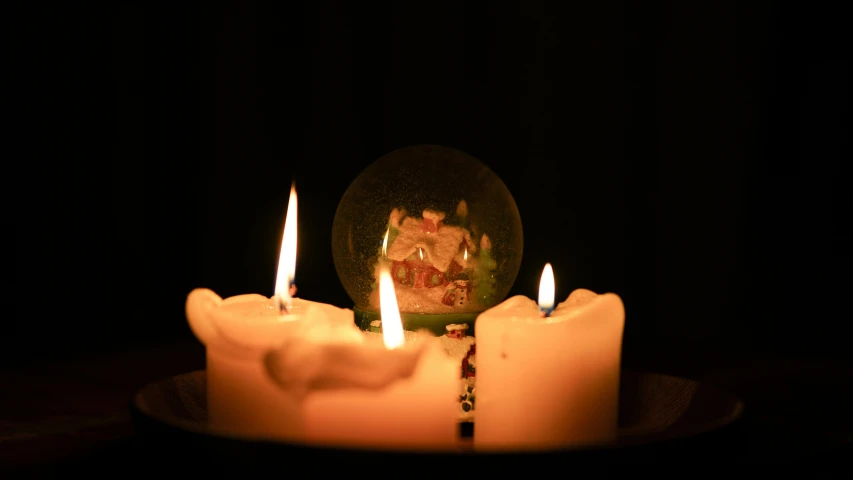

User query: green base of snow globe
[353,306,478,337]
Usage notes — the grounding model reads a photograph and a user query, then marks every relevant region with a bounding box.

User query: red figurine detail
[461,343,476,378]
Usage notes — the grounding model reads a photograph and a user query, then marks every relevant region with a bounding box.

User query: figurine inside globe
[331,145,523,336]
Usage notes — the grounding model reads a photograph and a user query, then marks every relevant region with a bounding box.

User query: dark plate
[130,370,743,468]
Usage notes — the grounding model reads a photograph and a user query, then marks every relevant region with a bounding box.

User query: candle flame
[274,183,298,309]
[463,248,468,261]
[538,263,555,315]
[379,267,405,349]
[418,248,424,261]
[382,228,390,257]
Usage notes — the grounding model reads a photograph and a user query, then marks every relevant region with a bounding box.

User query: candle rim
[479,292,622,323]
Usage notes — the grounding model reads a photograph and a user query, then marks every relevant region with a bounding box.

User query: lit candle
[473,263,625,451]
[274,181,298,312]
[185,184,362,440]
[264,266,460,450]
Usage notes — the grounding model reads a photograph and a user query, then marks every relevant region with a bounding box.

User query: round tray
[130,370,743,467]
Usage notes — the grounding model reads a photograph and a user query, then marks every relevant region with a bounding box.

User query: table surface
[1,341,850,473]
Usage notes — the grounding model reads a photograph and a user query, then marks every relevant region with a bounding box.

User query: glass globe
[332,145,523,335]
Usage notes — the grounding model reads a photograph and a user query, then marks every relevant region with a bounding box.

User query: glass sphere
[332,145,523,331]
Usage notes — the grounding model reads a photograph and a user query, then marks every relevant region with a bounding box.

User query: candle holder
[130,370,744,466]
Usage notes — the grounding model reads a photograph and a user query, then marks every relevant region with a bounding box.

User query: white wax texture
[264,332,460,451]
[307,341,458,450]
[185,288,362,439]
[206,346,304,440]
[473,289,625,451]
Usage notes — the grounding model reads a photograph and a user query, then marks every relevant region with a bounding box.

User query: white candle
[263,266,460,451]
[473,263,625,451]
[185,184,363,440]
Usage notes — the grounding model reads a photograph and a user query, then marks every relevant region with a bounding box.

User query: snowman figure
[445,323,469,339]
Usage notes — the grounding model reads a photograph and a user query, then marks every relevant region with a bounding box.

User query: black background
[13,1,850,372]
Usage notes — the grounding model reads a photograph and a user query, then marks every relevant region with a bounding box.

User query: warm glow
[382,228,390,257]
[379,267,405,349]
[274,183,298,306]
[538,263,555,314]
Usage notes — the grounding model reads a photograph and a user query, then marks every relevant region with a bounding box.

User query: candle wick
[280,302,290,315]
[276,292,293,315]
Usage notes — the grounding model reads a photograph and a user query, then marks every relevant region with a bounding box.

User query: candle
[185,184,363,440]
[263,266,460,451]
[473,263,625,451]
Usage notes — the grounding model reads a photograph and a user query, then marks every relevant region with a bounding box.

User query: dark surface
[1,343,850,474]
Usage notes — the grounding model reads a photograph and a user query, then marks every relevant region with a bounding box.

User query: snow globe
[332,145,523,421]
